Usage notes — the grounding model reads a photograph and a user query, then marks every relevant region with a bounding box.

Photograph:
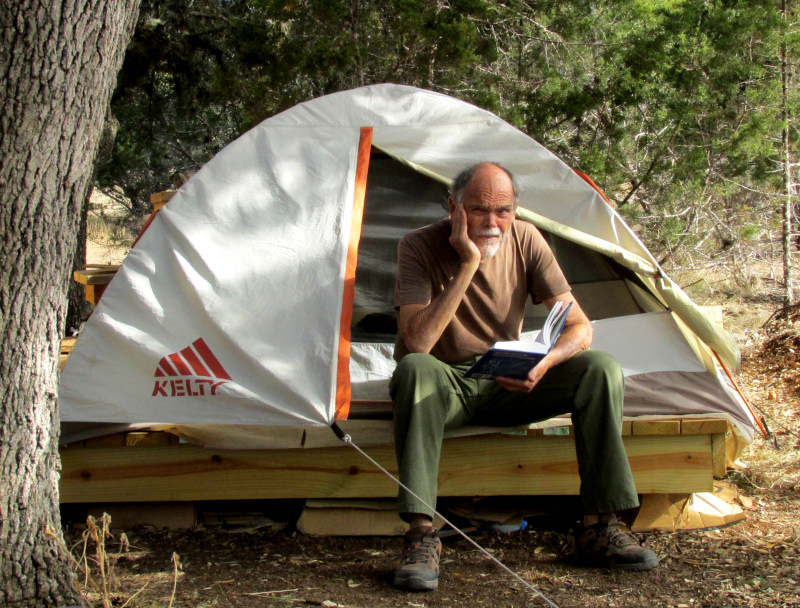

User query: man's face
[451,165,516,259]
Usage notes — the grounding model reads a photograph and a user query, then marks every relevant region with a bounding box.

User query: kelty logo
[153,338,231,397]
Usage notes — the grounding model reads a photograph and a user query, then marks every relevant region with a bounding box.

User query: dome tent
[59,84,757,453]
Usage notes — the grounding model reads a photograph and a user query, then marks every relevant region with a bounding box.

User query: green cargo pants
[389,350,639,522]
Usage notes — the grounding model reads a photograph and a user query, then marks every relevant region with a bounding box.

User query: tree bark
[781,0,796,313]
[0,2,140,606]
[65,111,121,336]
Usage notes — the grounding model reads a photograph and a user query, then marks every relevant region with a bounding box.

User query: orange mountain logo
[152,338,231,397]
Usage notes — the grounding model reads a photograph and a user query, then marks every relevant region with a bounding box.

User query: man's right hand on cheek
[448,203,481,266]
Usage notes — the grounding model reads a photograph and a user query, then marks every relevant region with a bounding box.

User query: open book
[464,301,573,380]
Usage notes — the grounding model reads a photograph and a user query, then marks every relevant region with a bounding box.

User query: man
[390,162,658,592]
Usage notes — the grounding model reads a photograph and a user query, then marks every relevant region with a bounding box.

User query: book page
[541,301,563,346]
[490,301,571,356]
[542,300,572,348]
[492,339,549,354]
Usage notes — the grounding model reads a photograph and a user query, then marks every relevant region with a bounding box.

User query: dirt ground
[63,304,800,608]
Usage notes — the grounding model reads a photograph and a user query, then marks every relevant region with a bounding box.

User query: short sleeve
[394,235,433,308]
[520,223,571,303]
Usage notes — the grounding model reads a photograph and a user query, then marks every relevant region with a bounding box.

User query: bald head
[449,163,519,207]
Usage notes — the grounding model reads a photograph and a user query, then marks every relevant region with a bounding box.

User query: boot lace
[604,521,640,548]
[403,533,439,565]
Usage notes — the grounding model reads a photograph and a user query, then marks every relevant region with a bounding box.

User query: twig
[246,588,301,595]
[119,582,151,608]
[167,552,181,608]
[762,302,800,328]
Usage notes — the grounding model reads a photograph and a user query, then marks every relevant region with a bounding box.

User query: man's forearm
[400,260,479,354]
[545,321,592,368]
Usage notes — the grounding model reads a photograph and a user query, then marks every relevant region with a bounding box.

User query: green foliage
[102,0,499,206]
[101,0,800,270]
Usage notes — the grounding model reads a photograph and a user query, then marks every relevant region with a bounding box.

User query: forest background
[89,0,799,322]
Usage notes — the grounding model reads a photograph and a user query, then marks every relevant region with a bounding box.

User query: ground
[65,304,800,608]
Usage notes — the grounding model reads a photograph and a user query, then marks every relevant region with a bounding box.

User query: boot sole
[573,553,659,572]
[394,573,439,591]
[609,555,659,571]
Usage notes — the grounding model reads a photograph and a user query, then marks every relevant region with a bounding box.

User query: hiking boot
[573,518,659,571]
[394,527,442,591]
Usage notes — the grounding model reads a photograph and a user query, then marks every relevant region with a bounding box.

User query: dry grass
[59,514,182,608]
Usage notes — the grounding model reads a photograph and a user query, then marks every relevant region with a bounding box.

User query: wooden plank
[72,265,120,304]
[60,433,714,503]
[150,190,176,204]
[681,419,728,435]
[61,337,77,354]
[60,337,76,371]
[631,420,682,436]
[83,283,107,306]
[626,435,712,493]
[73,265,120,285]
[711,432,727,478]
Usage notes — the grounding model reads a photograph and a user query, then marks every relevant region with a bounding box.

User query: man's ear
[448,196,456,214]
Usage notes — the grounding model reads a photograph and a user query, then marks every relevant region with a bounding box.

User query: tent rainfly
[59,84,758,455]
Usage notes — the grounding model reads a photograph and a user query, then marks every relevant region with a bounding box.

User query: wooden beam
[60,433,715,503]
[72,265,120,305]
[150,190,176,204]
[73,265,120,285]
[632,420,682,436]
[681,419,729,435]
[60,337,77,371]
[711,432,727,478]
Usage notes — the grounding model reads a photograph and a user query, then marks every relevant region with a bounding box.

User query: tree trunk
[781,0,796,313]
[65,111,121,336]
[0,2,140,606]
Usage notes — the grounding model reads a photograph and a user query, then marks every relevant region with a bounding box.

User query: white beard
[482,243,501,258]
[473,228,504,259]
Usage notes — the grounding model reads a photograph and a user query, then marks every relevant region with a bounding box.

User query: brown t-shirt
[394,219,571,363]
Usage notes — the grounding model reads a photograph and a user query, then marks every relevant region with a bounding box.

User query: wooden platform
[59,419,728,504]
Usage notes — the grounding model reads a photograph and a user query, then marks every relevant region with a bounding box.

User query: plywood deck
[59,419,728,503]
